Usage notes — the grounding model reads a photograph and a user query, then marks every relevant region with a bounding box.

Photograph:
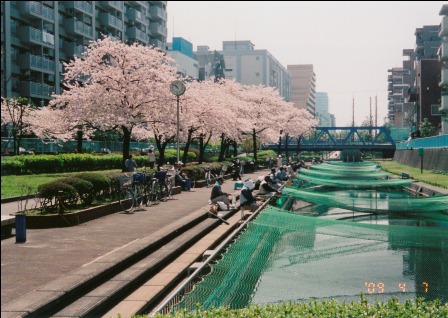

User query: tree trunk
[285,133,289,159]
[122,126,131,172]
[218,133,226,161]
[77,128,83,153]
[233,140,237,157]
[252,128,257,162]
[182,128,194,165]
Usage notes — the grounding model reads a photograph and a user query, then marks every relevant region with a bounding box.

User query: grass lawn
[377,160,448,189]
[1,169,122,199]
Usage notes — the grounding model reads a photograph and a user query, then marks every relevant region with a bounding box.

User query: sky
[167,1,445,127]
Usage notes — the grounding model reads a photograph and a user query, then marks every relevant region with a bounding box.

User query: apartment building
[220,40,290,101]
[439,4,448,134]
[287,64,316,116]
[1,1,167,106]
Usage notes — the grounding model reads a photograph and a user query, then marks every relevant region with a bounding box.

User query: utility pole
[369,97,372,140]
[375,95,378,138]
[352,97,355,127]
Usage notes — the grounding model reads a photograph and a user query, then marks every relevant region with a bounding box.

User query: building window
[431,104,442,116]
[256,56,260,60]
[255,72,260,77]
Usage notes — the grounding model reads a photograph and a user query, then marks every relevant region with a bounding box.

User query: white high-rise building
[220,40,290,101]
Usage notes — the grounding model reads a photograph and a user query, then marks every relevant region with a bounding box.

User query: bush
[105,171,127,201]
[58,177,94,205]
[37,181,78,213]
[75,172,111,199]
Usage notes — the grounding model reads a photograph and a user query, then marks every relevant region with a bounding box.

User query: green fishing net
[169,162,448,313]
[171,207,448,312]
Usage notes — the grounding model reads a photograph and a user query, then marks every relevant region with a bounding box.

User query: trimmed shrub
[75,172,111,199]
[105,171,127,201]
[37,181,78,213]
[58,177,94,205]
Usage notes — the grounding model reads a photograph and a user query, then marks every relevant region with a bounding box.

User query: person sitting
[173,161,190,191]
[239,179,260,212]
[258,175,280,196]
[276,166,288,181]
[210,177,233,210]
[269,168,281,189]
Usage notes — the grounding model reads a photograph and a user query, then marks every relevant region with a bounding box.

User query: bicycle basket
[155,170,167,182]
[133,173,146,184]
[119,175,132,188]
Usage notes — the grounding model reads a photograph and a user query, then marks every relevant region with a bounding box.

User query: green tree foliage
[419,118,437,137]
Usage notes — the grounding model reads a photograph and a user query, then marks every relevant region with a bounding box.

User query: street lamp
[170,80,186,163]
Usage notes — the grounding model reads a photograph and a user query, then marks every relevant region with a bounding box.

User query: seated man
[210,177,232,210]
[173,161,190,191]
[269,168,282,189]
[239,179,260,212]
[258,175,281,196]
[276,166,288,181]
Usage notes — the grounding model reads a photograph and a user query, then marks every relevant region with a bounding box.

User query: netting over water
[173,207,448,312]
[170,162,448,313]
[282,187,448,213]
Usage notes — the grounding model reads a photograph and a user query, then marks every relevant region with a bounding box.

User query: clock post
[170,80,186,163]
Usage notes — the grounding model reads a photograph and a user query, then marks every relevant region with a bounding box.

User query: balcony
[19,26,54,47]
[18,81,54,99]
[19,1,54,21]
[101,1,124,12]
[19,53,55,74]
[64,18,93,39]
[148,6,167,21]
[440,68,448,87]
[64,42,85,58]
[100,13,123,30]
[65,1,93,15]
[439,42,448,62]
[127,26,147,43]
[148,38,164,49]
[149,22,166,36]
[127,8,147,25]
[439,16,448,37]
[441,95,448,112]
[128,1,148,8]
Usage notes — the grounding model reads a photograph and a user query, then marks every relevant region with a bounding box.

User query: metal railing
[151,195,276,316]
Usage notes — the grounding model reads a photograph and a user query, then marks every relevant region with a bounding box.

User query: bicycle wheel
[148,181,160,205]
[205,172,212,187]
[134,184,144,207]
[119,188,134,213]
[161,180,173,200]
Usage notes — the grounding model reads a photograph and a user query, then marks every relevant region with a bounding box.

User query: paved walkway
[1,170,268,306]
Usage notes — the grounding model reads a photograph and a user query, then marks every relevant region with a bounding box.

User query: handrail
[150,189,280,316]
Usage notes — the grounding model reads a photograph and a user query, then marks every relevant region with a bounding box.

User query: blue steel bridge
[262,126,396,152]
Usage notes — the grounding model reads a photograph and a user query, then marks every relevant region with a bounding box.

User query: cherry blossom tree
[180,79,240,164]
[37,37,178,168]
[1,97,36,155]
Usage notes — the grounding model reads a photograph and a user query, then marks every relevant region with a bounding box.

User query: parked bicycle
[204,166,217,187]
[154,169,173,201]
[119,172,148,213]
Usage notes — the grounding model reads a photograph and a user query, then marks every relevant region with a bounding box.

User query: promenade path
[1,169,268,306]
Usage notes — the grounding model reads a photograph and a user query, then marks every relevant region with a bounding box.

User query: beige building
[287,64,316,116]
[220,41,290,101]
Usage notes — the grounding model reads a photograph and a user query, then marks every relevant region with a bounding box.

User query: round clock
[170,80,186,96]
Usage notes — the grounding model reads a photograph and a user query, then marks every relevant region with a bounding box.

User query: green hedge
[151,297,447,317]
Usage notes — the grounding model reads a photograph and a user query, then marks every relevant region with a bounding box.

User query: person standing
[147,147,156,169]
[277,155,282,169]
[125,155,138,172]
